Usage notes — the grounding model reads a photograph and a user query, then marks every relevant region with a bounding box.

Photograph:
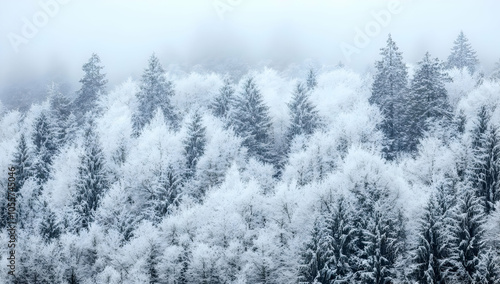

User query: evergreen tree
[370,34,409,160]
[145,165,183,223]
[73,53,107,118]
[286,83,320,144]
[446,31,479,74]
[405,52,452,153]
[73,122,109,231]
[306,69,318,90]
[184,112,207,179]
[12,134,33,190]
[448,191,485,283]
[411,195,447,283]
[211,76,235,119]
[133,54,178,134]
[231,78,275,165]
[39,200,61,241]
[469,106,500,214]
[32,112,58,187]
[322,197,358,283]
[299,217,328,283]
[479,249,500,284]
[48,82,74,145]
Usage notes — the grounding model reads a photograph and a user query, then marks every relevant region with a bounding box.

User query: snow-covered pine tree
[48,82,74,145]
[73,122,109,231]
[39,199,61,241]
[411,194,447,283]
[306,68,318,90]
[286,83,320,145]
[73,53,107,119]
[12,134,33,190]
[469,106,500,214]
[32,111,58,187]
[231,77,275,165]
[448,190,486,283]
[145,165,183,223]
[406,52,452,153]
[211,76,235,119]
[446,31,479,74]
[184,112,207,179]
[298,217,328,283]
[370,34,409,160]
[322,197,358,282]
[133,54,178,134]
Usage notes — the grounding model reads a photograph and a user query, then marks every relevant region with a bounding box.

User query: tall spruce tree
[73,122,109,231]
[32,112,58,187]
[12,134,33,190]
[286,83,320,144]
[491,59,500,81]
[370,34,409,160]
[448,191,485,283]
[469,106,500,214]
[306,69,318,90]
[446,31,479,74]
[133,54,178,134]
[231,78,275,165]
[405,52,451,152]
[73,53,107,118]
[411,194,447,283]
[211,77,235,119]
[183,112,207,179]
[48,83,74,145]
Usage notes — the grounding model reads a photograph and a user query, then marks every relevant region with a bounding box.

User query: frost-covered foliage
[1,47,500,284]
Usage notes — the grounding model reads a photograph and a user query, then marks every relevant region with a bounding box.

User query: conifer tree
[286,83,320,144]
[491,59,500,81]
[12,134,33,190]
[370,34,409,160]
[306,69,318,90]
[411,195,447,283]
[73,53,107,118]
[446,31,479,74]
[133,54,178,134]
[48,83,74,144]
[405,52,452,152]
[73,122,109,231]
[448,191,485,283]
[184,112,207,179]
[32,112,58,187]
[211,77,235,119]
[299,217,328,283]
[469,106,500,214]
[231,78,275,164]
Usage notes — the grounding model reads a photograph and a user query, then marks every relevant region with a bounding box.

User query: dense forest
[1,32,500,283]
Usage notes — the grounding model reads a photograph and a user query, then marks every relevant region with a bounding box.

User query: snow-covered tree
[405,52,452,153]
[231,77,275,165]
[184,112,207,179]
[211,76,235,119]
[286,83,320,144]
[370,34,409,160]
[448,191,486,283]
[491,59,500,81]
[446,31,479,74]
[411,194,448,283]
[32,111,58,187]
[73,53,107,118]
[73,122,109,231]
[468,106,500,214]
[133,54,178,133]
[306,68,318,90]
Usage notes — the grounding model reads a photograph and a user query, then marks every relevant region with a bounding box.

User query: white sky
[1,0,499,96]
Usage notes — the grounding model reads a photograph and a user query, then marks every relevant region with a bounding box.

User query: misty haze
[1,0,500,283]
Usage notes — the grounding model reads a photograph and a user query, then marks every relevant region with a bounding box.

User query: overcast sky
[1,0,499,101]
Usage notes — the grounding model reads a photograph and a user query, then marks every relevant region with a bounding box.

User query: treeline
[0,31,499,283]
